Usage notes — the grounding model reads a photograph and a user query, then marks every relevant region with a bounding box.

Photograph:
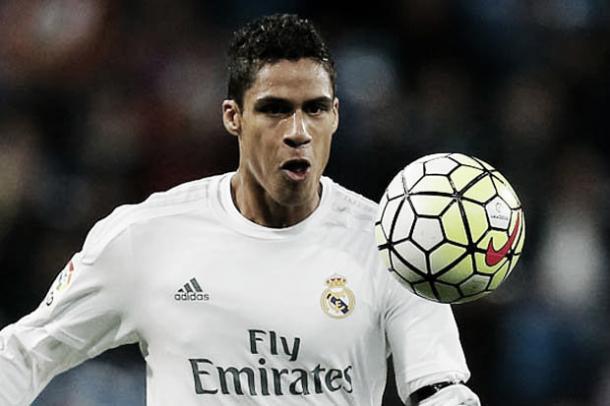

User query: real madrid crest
[320,274,355,319]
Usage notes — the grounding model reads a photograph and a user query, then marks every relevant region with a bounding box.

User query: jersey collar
[214,172,333,239]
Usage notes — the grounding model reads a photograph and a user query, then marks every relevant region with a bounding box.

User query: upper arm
[0,219,138,405]
[382,271,470,402]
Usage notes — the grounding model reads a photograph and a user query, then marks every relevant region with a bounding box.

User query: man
[0,14,480,405]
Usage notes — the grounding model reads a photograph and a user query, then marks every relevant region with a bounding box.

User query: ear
[331,97,340,134]
[223,100,242,136]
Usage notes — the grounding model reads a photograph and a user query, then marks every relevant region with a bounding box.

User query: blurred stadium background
[0,1,609,405]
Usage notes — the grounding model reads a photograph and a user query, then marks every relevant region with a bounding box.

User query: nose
[283,110,312,148]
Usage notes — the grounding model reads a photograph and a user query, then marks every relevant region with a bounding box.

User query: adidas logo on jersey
[175,277,210,302]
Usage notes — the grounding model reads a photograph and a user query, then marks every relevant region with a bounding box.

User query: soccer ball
[375,153,525,304]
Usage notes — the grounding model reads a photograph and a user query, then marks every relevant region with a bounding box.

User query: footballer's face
[223,58,339,210]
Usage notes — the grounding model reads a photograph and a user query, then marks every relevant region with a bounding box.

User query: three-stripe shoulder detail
[81,177,216,264]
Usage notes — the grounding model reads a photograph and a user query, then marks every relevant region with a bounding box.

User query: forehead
[245,59,334,104]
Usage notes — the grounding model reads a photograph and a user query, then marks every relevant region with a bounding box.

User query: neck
[230,172,321,228]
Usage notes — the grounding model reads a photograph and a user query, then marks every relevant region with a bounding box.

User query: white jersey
[0,173,470,405]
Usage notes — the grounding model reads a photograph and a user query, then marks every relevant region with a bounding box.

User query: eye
[305,102,330,116]
[257,102,292,116]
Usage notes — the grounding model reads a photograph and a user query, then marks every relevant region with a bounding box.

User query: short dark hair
[227,14,336,107]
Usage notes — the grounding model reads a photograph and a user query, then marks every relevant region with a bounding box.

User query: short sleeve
[0,217,138,405]
[36,226,138,354]
[382,270,470,402]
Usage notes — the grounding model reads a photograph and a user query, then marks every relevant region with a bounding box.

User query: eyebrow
[253,97,290,110]
[253,96,333,109]
[305,96,334,107]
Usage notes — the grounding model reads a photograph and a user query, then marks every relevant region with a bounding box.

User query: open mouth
[280,159,311,181]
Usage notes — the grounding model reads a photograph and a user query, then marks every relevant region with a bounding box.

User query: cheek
[315,134,333,168]
[243,131,277,174]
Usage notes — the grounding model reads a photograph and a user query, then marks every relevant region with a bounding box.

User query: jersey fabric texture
[0,173,470,405]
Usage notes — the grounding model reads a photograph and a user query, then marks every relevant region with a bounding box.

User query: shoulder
[323,177,379,232]
[81,174,225,264]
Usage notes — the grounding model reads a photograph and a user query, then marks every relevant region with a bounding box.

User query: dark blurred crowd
[0,1,609,405]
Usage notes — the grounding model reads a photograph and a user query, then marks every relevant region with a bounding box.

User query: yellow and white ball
[375,153,525,304]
